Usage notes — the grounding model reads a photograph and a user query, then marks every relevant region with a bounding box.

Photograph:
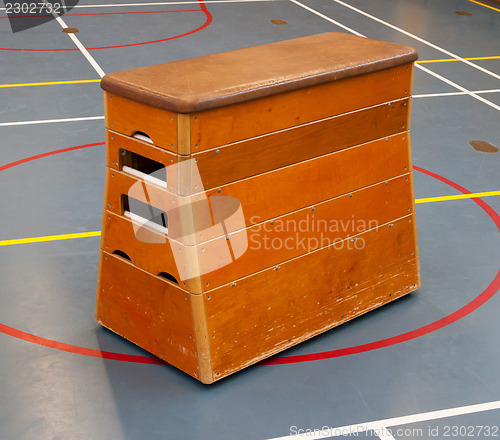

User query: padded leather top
[101,32,418,114]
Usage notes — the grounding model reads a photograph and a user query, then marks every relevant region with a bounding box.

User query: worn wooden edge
[190,294,214,383]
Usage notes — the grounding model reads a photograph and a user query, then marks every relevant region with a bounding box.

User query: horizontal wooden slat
[100,173,414,291]
[105,92,178,152]
[205,132,411,224]
[205,214,420,380]
[189,64,413,151]
[106,129,177,172]
[194,98,409,189]
[104,132,411,225]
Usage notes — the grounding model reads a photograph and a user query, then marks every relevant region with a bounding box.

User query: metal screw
[226,236,230,241]
[216,149,220,154]
[311,207,315,211]
[218,188,221,193]
[231,282,236,287]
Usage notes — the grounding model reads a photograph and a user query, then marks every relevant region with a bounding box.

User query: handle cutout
[132,131,154,144]
[120,148,166,186]
[122,195,168,235]
[158,272,179,285]
[112,250,132,261]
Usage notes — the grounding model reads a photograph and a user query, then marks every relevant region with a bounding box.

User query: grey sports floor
[1,0,500,439]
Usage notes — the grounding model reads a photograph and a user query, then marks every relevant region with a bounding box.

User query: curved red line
[262,167,500,365]
[0,142,105,173]
[0,148,498,365]
[0,0,212,51]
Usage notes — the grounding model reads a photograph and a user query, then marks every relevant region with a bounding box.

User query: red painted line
[261,166,500,366]
[0,0,212,51]
[0,9,201,19]
[0,142,105,173]
[0,148,498,366]
[0,322,166,364]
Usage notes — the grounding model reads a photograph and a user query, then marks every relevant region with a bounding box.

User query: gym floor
[1,0,499,439]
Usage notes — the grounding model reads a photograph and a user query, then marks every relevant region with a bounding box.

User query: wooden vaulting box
[96,32,421,384]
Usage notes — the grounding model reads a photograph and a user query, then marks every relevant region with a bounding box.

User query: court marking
[267,400,500,440]
[0,0,212,51]
[417,55,500,64]
[0,145,499,370]
[330,0,500,83]
[413,88,500,98]
[43,0,105,77]
[0,8,202,19]
[0,79,101,88]
[0,116,104,127]
[468,0,500,12]
[0,0,282,10]
[290,0,500,113]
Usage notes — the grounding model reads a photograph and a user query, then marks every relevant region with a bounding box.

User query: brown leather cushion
[101,32,418,113]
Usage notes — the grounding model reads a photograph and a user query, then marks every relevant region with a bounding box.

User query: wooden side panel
[104,92,178,152]
[205,133,411,225]
[95,250,200,378]
[105,133,410,226]
[100,174,414,291]
[194,99,409,189]
[200,174,414,289]
[106,130,177,172]
[190,64,412,151]
[205,214,420,381]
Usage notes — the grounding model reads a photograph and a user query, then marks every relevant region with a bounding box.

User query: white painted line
[377,428,397,440]
[289,0,364,36]
[0,0,282,10]
[413,88,500,98]
[331,0,500,83]
[0,116,104,127]
[267,400,500,440]
[43,0,106,78]
[290,0,500,113]
[415,64,500,112]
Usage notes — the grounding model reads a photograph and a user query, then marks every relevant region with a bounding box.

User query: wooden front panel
[194,99,409,189]
[189,64,413,151]
[100,210,184,288]
[106,130,177,172]
[96,250,199,377]
[104,92,178,152]
[204,214,420,381]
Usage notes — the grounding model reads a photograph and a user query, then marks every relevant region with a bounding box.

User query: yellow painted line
[415,190,500,204]
[468,0,500,12]
[0,231,101,247]
[417,55,500,64]
[1,191,500,247]
[0,79,101,88]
